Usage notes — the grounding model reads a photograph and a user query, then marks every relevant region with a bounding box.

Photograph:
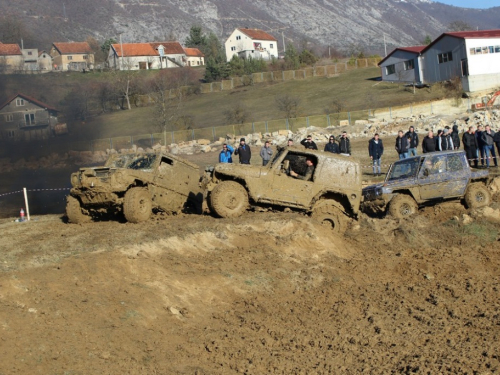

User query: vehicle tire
[209,181,249,218]
[388,194,418,219]
[66,196,92,224]
[123,187,152,223]
[465,183,491,209]
[311,200,347,234]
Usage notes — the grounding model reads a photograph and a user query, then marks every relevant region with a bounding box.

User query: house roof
[112,42,186,57]
[421,29,500,54]
[378,46,426,66]
[237,28,277,41]
[184,47,204,57]
[0,93,58,112]
[52,42,92,55]
[0,43,22,56]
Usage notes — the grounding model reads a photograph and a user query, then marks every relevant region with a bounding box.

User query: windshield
[387,158,421,181]
[105,154,158,170]
[271,149,285,165]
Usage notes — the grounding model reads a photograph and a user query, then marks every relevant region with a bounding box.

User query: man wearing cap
[234,138,251,164]
[300,135,318,150]
[324,136,340,154]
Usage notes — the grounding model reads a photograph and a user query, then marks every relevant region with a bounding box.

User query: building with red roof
[225,28,278,62]
[50,42,94,71]
[183,47,205,67]
[0,43,23,73]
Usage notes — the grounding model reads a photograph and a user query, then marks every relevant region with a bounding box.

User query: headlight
[70,173,80,187]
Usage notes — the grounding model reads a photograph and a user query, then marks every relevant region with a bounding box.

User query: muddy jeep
[362,150,491,218]
[67,152,203,223]
[203,146,362,233]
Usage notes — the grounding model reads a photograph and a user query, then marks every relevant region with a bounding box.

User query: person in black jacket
[462,126,478,167]
[234,138,251,164]
[476,125,485,166]
[300,135,318,150]
[368,133,384,176]
[395,130,409,159]
[338,131,351,155]
[405,126,419,156]
[494,130,500,164]
[324,136,340,154]
[422,130,436,153]
[451,124,461,150]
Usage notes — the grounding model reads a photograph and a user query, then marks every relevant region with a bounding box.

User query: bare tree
[275,94,301,120]
[223,103,251,125]
[149,71,185,133]
[447,20,474,32]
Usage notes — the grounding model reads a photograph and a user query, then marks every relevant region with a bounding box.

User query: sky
[435,0,499,8]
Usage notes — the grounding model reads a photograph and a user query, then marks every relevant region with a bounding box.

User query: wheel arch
[313,191,352,216]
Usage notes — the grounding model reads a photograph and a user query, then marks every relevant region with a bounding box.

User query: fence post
[130,135,133,147]
[282,71,285,81]
[212,127,216,141]
[151,133,154,147]
[109,138,112,150]
[306,117,310,128]
[171,131,174,144]
[410,103,413,115]
[389,107,392,119]
[286,118,289,130]
[252,122,255,133]
[348,112,351,125]
[327,114,331,127]
[431,102,433,114]
[265,121,268,133]
[192,129,195,141]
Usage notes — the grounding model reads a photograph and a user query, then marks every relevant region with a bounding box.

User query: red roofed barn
[50,42,94,71]
[225,28,278,62]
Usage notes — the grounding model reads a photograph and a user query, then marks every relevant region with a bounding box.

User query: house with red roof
[184,47,205,67]
[378,46,426,84]
[50,42,94,71]
[0,43,23,73]
[0,93,60,141]
[225,28,278,62]
[108,41,187,70]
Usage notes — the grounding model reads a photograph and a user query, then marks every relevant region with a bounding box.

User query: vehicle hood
[214,163,263,179]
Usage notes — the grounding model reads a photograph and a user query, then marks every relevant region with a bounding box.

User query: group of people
[461,124,499,168]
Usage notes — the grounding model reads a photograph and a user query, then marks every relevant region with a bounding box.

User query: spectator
[290,157,315,181]
[405,126,419,156]
[260,141,273,166]
[395,130,409,159]
[481,125,497,168]
[234,138,251,164]
[339,131,351,155]
[462,126,478,167]
[219,143,234,163]
[287,139,294,147]
[435,129,443,151]
[494,130,500,163]
[442,128,454,151]
[476,125,485,167]
[324,136,340,154]
[300,135,318,150]
[368,133,384,176]
[422,130,436,153]
[451,124,461,150]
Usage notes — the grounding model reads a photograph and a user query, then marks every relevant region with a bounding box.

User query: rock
[339,120,349,126]
[201,145,211,153]
[462,214,473,225]
[197,139,211,145]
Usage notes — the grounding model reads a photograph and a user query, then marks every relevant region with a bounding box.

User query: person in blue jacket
[219,143,234,163]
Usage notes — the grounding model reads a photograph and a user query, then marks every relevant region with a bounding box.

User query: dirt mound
[0,211,499,374]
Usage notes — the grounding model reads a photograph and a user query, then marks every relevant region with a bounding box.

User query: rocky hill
[1,0,500,54]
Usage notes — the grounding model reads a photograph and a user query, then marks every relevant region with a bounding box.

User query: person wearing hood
[368,133,384,176]
[451,125,461,150]
[405,126,419,156]
[324,136,340,154]
[462,126,478,167]
[422,130,436,153]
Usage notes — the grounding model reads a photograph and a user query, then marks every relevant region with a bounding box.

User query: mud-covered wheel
[388,194,418,219]
[209,181,249,218]
[465,183,491,209]
[123,187,152,223]
[66,196,92,224]
[312,200,347,234]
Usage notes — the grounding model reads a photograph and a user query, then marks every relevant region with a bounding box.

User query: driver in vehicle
[290,157,315,181]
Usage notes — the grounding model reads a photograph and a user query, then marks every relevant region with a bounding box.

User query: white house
[378,46,425,84]
[224,28,278,62]
[108,42,186,70]
[420,30,500,92]
[183,47,205,67]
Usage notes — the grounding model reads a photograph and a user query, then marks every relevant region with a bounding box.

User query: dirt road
[1,204,499,374]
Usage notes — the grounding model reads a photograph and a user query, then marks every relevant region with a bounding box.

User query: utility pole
[383,34,387,56]
[119,33,124,71]
[282,31,286,54]
[63,3,67,20]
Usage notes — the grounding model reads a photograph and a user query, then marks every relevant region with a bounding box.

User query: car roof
[394,150,465,163]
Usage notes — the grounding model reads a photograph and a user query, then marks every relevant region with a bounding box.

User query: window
[24,113,35,126]
[385,64,395,75]
[270,43,274,49]
[28,51,32,55]
[231,46,236,51]
[404,59,414,70]
[469,48,476,55]
[236,35,241,40]
[16,99,25,106]
[7,130,15,138]
[438,51,453,64]
[67,56,73,60]
[496,46,500,53]
[489,46,495,53]
[482,46,489,54]
[461,59,469,77]
[83,55,88,59]
[5,114,13,122]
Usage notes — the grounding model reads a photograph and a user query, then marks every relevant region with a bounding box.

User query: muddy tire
[123,187,152,223]
[388,194,418,219]
[312,200,347,234]
[465,183,491,209]
[66,196,92,224]
[209,181,249,218]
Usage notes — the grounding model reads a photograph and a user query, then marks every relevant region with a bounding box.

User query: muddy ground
[1,203,499,374]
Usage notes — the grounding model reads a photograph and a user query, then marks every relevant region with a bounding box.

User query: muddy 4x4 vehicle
[362,150,491,218]
[203,146,362,233]
[67,152,203,223]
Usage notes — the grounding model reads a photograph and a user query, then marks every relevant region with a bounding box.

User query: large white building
[379,30,500,92]
[224,28,278,62]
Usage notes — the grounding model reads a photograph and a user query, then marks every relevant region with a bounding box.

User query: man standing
[368,133,384,176]
[476,125,485,167]
[405,126,419,156]
[234,138,251,164]
[339,131,351,155]
[324,136,340,154]
[219,143,234,163]
[451,125,461,150]
[260,141,273,166]
[395,130,409,159]
[300,135,318,150]
[290,158,315,181]
[462,126,478,167]
[481,125,497,168]
[494,130,500,163]
[443,127,454,150]
[422,130,436,153]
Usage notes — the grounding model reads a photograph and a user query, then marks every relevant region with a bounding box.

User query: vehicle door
[418,153,467,200]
